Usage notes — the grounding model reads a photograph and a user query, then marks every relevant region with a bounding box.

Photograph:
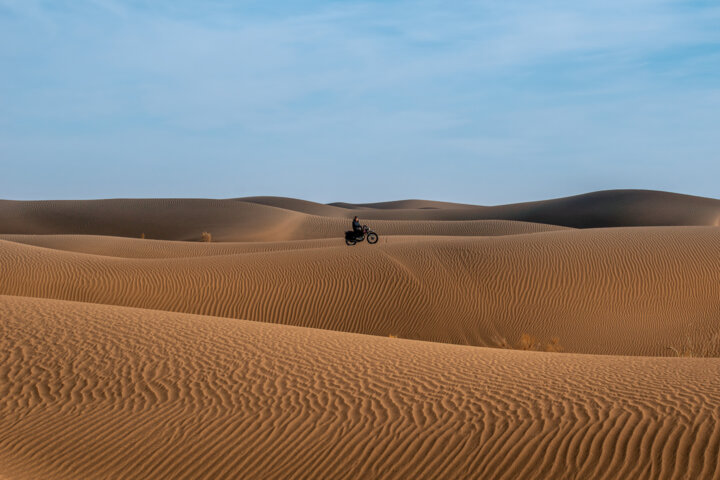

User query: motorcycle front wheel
[367,232,378,244]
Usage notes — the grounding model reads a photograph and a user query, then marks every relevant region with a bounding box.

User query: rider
[352,216,363,237]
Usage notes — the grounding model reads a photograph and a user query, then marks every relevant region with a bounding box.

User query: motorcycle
[345,225,379,246]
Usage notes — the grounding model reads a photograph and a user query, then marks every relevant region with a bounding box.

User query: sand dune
[0,227,562,259]
[329,198,479,210]
[0,198,308,242]
[2,295,720,480]
[332,189,720,225]
[2,190,718,242]
[0,234,352,258]
[2,226,719,356]
[2,190,720,479]
[0,198,567,241]
[240,195,352,216]
[478,189,720,228]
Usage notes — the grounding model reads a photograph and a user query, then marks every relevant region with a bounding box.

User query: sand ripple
[1,227,719,356]
[2,296,720,480]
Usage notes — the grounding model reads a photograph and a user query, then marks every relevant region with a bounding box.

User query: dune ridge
[0,198,568,241]
[2,190,718,242]
[2,295,720,480]
[2,226,719,356]
[2,190,720,479]
[333,190,720,226]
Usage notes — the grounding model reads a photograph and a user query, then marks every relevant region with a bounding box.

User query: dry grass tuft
[492,336,511,349]
[666,346,695,358]
[519,333,538,351]
[140,233,146,239]
[545,337,564,353]
[666,330,720,358]
[201,232,212,243]
[388,334,398,338]
[493,334,563,353]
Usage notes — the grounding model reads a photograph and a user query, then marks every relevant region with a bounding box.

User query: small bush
[667,330,720,358]
[519,333,538,351]
[545,337,563,353]
[140,233,146,239]
[493,334,563,353]
[667,347,694,358]
[201,232,212,242]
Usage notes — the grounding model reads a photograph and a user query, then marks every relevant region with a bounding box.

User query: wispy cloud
[1,0,719,201]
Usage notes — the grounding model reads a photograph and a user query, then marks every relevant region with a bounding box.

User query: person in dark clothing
[352,216,363,237]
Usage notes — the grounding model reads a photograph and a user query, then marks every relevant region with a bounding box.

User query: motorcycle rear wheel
[345,238,356,246]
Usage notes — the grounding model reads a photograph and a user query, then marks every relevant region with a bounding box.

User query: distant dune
[1,190,718,241]
[329,198,479,210]
[1,189,719,479]
[0,199,565,241]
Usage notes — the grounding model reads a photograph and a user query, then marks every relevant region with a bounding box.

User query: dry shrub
[201,231,212,242]
[667,347,694,358]
[140,233,146,239]
[493,334,563,353]
[491,334,566,353]
[667,330,720,358]
[388,334,398,339]
[545,337,563,353]
[519,333,538,351]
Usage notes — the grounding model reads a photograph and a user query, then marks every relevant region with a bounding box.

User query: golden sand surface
[1,191,719,479]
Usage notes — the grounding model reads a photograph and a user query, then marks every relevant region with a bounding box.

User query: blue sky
[1,0,719,203]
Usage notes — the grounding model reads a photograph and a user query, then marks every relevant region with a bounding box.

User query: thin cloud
[1,0,719,202]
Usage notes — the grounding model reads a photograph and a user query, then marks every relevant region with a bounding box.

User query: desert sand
[1,189,720,479]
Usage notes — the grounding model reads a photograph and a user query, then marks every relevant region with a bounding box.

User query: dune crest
[2,189,718,242]
[1,226,719,356]
[2,191,720,479]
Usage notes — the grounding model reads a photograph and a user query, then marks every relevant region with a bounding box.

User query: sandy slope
[331,190,720,226]
[2,226,719,356]
[0,198,567,241]
[2,191,719,479]
[2,295,720,480]
[0,235,352,258]
[0,220,566,258]
[2,190,718,242]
